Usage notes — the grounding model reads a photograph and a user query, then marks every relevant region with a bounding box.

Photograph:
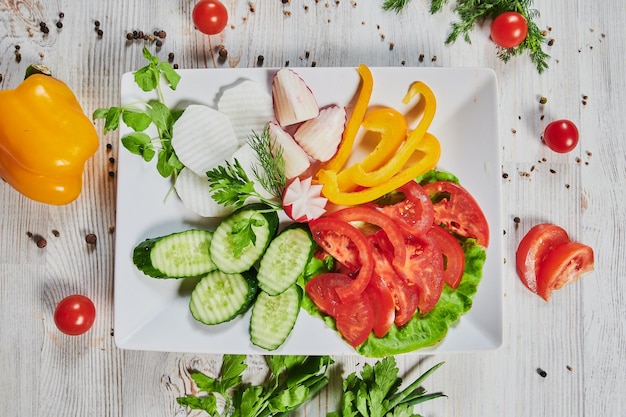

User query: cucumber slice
[133,229,216,278]
[210,203,279,274]
[250,285,302,351]
[190,270,258,325]
[257,226,315,295]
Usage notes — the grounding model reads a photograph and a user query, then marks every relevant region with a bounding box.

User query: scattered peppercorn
[173,64,179,69]
[106,143,113,150]
[26,231,33,238]
[97,29,103,37]
[156,39,163,47]
[41,25,50,34]
[158,30,167,39]
[305,50,310,59]
[85,233,98,245]
[108,171,116,177]
[56,21,63,29]
[418,53,425,62]
[537,368,547,378]
[311,61,317,67]
[547,38,554,46]
[389,42,395,50]
[431,55,437,62]
[59,12,65,18]
[36,236,47,248]
[52,230,60,237]
[168,52,175,62]
[0,74,3,83]
[218,45,228,58]
[15,51,22,63]
[550,168,556,174]
[109,157,115,163]
[502,172,509,179]
[513,216,521,224]
[539,96,547,104]
[257,55,265,66]
[566,365,573,371]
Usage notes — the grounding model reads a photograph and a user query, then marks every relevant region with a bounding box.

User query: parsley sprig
[383,0,550,73]
[93,47,184,178]
[329,357,445,417]
[206,125,285,211]
[177,355,334,417]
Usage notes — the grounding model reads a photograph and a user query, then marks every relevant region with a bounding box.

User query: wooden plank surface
[1,1,624,416]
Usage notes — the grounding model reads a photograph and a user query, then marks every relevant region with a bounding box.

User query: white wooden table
[1,1,624,416]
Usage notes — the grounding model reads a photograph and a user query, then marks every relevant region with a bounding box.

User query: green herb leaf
[176,394,218,414]
[247,125,286,200]
[121,109,152,132]
[382,0,412,12]
[158,61,181,89]
[134,65,159,92]
[121,132,155,161]
[93,106,122,134]
[230,217,265,257]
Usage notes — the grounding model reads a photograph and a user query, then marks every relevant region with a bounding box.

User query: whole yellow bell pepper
[0,67,99,205]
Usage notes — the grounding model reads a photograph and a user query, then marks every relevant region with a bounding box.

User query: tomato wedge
[335,295,374,348]
[330,206,406,274]
[536,241,594,301]
[373,180,434,236]
[368,231,419,326]
[366,275,396,338]
[309,217,373,302]
[516,223,570,293]
[422,181,490,247]
[305,273,352,316]
[428,225,465,289]
[402,233,444,313]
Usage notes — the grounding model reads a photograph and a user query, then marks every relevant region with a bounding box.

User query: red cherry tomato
[516,223,570,293]
[428,225,466,289]
[543,119,579,153]
[192,0,228,35]
[490,11,529,48]
[54,295,96,335]
[537,241,594,301]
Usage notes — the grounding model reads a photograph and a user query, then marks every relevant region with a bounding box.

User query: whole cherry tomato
[543,119,579,153]
[54,294,96,335]
[490,11,528,48]
[192,0,228,35]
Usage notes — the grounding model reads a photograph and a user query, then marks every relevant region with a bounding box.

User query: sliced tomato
[309,217,373,302]
[305,272,352,316]
[366,274,396,337]
[422,181,490,247]
[402,233,444,313]
[516,223,570,294]
[428,225,465,289]
[334,294,374,347]
[368,231,419,326]
[373,180,434,236]
[330,206,406,273]
[536,241,594,301]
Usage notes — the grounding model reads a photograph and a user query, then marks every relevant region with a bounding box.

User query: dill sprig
[383,0,550,73]
[247,125,286,200]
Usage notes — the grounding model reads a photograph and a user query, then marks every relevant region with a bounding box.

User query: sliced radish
[294,105,346,162]
[172,104,239,177]
[175,167,234,218]
[217,80,275,146]
[282,176,328,223]
[267,122,311,179]
[272,68,319,127]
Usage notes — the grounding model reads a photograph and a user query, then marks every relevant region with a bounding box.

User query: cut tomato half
[423,181,490,247]
[428,225,465,289]
[516,223,570,294]
[536,241,594,301]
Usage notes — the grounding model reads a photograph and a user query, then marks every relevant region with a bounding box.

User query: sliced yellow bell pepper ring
[338,81,437,189]
[336,107,407,191]
[318,133,441,206]
[320,64,373,174]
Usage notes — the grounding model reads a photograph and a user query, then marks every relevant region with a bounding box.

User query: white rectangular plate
[114,67,503,355]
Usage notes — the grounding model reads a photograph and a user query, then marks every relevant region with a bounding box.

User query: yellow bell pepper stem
[0,73,99,205]
[320,64,373,174]
[336,107,407,191]
[319,133,441,206]
[343,81,437,188]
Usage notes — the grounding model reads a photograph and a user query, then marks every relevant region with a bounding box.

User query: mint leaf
[149,101,174,136]
[122,109,152,132]
[141,46,160,65]
[100,106,122,133]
